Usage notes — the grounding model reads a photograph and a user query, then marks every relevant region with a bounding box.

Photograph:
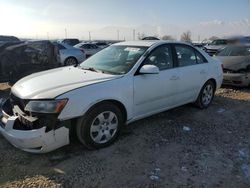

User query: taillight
[221,64,224,72]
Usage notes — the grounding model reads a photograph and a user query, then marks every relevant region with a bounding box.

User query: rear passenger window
[175,45,196,67]
[144,45,173,70]
[175,45,207,67]
[195,51,207,64]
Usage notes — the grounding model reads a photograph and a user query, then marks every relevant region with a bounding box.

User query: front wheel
[195,80,215,109]
[76,102,123,149]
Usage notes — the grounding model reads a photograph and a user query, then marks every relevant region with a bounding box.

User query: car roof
[76,42,96,45]
[57,42,75,49]
[113,40,191,47]
[224,44,250,47]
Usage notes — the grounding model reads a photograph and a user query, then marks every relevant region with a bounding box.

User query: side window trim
[170,43,178,68]
[135,44,174,75]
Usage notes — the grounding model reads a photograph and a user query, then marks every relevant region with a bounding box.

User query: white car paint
[0,41,223,153]
[11,67,122,99]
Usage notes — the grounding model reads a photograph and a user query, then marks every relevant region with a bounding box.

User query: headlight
[25,99,68,113]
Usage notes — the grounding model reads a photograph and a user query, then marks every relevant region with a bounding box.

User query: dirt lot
[0,83,249,188]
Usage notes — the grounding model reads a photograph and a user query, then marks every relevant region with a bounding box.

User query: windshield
[211,39,228,45]
[80,45,148,74]
[217,46,250,56]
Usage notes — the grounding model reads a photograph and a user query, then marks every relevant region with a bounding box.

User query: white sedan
[0,41,223,153]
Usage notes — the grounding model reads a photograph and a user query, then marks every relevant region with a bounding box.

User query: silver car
[215,44,250,87]
[203,39,228,56]
[74,43,101,58]
[56,42,86,65]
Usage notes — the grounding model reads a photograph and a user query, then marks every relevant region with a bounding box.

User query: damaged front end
[0,94,70,153]
[223,68,250,87]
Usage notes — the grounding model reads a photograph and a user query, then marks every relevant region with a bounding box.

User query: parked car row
[0,37,86,83]
[0,40,223,153]
[203,36,250,56]
[58,39,111,58]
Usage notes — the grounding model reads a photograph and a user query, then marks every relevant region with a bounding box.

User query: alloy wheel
[90,111,118,144]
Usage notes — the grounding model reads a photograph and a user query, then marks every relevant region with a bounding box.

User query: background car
[58,38,80,46]
[0,35,20,44]
[0,40,86,83]
[55,42,86,65]
[91,41,109,49]
[74,43,101,58]
[141,36,160,40]
[215,44,250,87]
[203,39,229,56]
[0,40,59,83]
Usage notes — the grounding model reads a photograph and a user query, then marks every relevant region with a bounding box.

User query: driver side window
[144,45,173,70]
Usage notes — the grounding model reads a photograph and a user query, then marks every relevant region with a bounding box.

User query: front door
[133,44,180,117]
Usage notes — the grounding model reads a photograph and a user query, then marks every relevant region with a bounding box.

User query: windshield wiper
[80,67,99,72]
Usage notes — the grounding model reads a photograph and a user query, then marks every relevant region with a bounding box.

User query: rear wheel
[76,102,123,149]
[195,80,215,109]
[64,57,78,66]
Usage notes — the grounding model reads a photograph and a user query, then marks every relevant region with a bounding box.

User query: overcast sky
[0,0,249,41]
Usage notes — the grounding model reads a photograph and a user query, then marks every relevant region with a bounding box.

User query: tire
[76,102,123,149]
[64,57,78,66]
[195,80,215,109]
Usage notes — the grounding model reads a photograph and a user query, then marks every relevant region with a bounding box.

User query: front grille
[9,93,28,112]
[223,69,234,73]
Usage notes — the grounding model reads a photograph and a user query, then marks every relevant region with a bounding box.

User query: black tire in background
[64,57,78,66]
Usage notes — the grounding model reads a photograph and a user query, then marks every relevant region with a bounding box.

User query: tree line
[138,31,219,42]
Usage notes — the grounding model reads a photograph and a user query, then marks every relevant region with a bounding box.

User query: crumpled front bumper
[223,73,250,87]
[0,100,70,153]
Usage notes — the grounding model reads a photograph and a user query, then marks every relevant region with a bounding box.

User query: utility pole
[64,28,67,38]
[88,31,91,41]
[117,30,120,40]
[133,29,135,41]
[47,32,49,40]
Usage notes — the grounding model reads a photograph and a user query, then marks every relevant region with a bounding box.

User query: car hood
[215,56,250,71]
[11,66,122,99]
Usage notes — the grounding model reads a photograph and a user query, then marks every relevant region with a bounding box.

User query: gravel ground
[0,83,249,188]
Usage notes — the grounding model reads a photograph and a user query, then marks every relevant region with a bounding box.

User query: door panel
[133,69,180,116]
[174,44,208,102]
[133,44,180,117]
[177,64,208,102]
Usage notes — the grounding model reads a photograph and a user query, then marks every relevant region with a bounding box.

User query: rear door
[173,44,209,102]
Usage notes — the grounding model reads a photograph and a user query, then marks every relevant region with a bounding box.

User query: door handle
[170,76,179,80]
[200,70,206,74]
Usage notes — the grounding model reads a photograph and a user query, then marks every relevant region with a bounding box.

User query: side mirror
[139,65,159,74]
